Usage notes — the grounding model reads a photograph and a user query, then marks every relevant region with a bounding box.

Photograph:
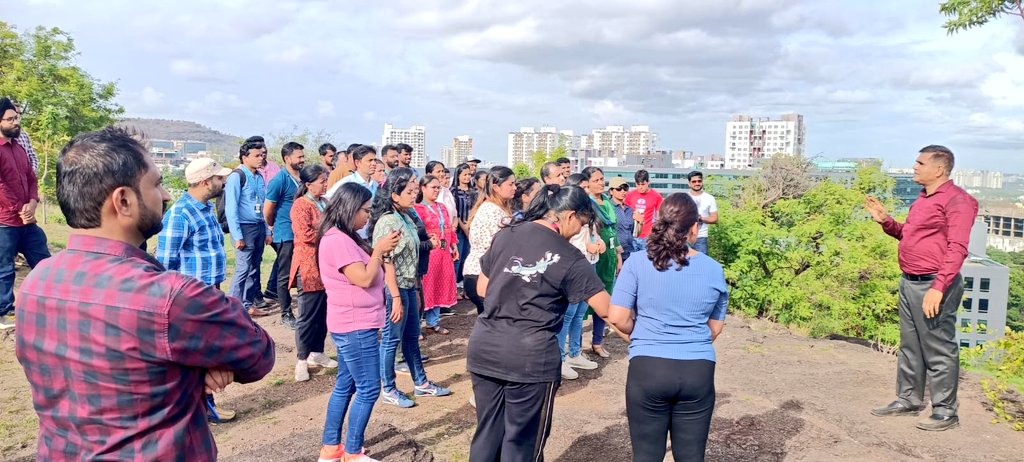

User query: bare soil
[4,297,1024,461]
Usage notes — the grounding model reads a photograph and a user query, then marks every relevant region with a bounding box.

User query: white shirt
[687,190,718,238]
[325,171,377,199]
[437,187,458,224]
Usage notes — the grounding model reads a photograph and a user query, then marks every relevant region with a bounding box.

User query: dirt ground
[4,297,1024,461]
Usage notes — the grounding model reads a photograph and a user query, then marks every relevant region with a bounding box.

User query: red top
[881,180,978,292]
[289,195,325,291]
[0,136,39,226]
[624,189,663,238]
[15,235,276,461]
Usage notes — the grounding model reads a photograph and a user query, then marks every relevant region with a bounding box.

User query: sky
[5,0,1024,172]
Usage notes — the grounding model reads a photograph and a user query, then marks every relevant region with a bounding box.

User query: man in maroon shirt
[865,145,978,432]
[0,97,50,328]
[16,126,276,460]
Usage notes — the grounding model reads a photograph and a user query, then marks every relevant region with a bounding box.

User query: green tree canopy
[0,22,124,201]
[512,145,568,180]
[940,0,1024,34]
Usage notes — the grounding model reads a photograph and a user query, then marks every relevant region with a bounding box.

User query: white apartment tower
[579,125,656,156]
[725,113,805,169]
[451,135,473,165]
[382,123,427,168]
[507,126,574,166]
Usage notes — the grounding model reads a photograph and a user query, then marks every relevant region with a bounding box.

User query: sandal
[248,307,272,317]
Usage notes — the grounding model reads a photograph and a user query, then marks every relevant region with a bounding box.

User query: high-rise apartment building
[579,125,657,157]
[953,170,1003,189]
[451,135,473,166]
[724,113,805,169]
[958,220,1010,347]
[507,126,574,166]
[382,123,427,168]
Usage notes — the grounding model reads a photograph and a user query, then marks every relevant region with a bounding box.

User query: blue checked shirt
[156,193,227,285]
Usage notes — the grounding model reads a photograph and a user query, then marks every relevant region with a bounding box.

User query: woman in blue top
[606,193,728,462]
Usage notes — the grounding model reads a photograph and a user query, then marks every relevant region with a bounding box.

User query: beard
[290,161,305,172]
[1,125,21,139]
[137,202,165,240]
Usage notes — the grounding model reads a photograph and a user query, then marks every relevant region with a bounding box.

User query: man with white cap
[156,157,238,423]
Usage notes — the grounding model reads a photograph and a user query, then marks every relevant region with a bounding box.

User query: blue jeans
[424,306,441,328]
[323,329,381,453]
[455,229,470,283]
[557,301,588,358]
[229,223,266,308]
[592,315,606,346]
[380,287,428,392]
[693,237,708,254]
[0,224,50,314]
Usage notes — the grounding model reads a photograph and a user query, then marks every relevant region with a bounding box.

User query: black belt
[902,273,936,282]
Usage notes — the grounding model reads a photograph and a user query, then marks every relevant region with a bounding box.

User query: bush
[961,328,1024,430]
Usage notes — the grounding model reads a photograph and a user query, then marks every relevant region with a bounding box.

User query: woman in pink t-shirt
[316,182,400,462]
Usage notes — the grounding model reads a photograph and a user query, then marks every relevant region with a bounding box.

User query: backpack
[215,169,246,233]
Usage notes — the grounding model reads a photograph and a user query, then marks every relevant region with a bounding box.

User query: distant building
[506,126,574,166]
[382,123,426,168]
[725,113,806,170]
[451,135,473,166]
[147,139,207,169]
[579,125,657,157]
[958,219,1010,347]
[952,170,1003,189]
[439,145,453,167]
[981,204,1024,252]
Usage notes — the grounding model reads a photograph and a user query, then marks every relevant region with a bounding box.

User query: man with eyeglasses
[0,98,50,329]
[226,141,272,317]
[608,177,636,261]
[9,102,39,173]
[686,171,717,254]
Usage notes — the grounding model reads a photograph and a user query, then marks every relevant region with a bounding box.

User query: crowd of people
[2,93,974,462]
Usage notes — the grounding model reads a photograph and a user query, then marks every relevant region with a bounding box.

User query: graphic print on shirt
[503,252,561,282]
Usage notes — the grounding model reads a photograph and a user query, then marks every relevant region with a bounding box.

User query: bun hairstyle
[295,164,327,198]
[646,192,700,271]
[511,177,541,213]
[415,174,439,203]
[516,184,596,230]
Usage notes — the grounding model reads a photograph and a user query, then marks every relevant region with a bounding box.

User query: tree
[987,248,1024,331]
[740,154,817,209]
[266,126,337,165]
[0,22,123,214]
[940,0,1024,34]
[512,145,568,180]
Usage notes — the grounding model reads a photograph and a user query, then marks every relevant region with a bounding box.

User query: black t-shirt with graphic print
[467,221,606,383]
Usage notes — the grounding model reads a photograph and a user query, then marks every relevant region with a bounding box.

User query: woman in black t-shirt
[466,185,615,462]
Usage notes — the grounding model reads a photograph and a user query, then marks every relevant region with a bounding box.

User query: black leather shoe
[916,414,959,431]
[871,401,923,417]
[281,313,297,330]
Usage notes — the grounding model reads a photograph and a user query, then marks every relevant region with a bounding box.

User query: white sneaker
[295,360,310,382]
[561,362,579,380]
[566,353,598,370]
[308,352,338,368]
[346,453,380,462]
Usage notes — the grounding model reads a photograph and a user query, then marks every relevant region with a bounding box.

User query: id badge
[254,203,263,214]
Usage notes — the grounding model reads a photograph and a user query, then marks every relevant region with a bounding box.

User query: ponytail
[515,184,596,228]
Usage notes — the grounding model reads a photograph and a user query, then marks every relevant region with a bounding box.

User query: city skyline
[4,1,1024,173]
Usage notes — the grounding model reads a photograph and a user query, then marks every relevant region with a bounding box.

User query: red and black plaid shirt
[15,235,276,461]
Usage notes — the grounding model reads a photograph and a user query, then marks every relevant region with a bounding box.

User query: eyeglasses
[359,207,371,214]
[615,186,629,191]
[1,115,21,123]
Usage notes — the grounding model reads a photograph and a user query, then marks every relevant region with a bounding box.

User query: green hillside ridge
[118,118,242,160]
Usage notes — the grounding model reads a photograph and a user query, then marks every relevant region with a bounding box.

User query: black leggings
[463,274,485,314]
[626,356,716,462]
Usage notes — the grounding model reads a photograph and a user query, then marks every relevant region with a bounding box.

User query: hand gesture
[922,288,943,319]
[864,196,889,224]
[204,369,235,394]
[632,210,643,222]
[375,229,401,255]
[235,240,246,250]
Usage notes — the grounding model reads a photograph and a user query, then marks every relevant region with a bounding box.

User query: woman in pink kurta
[413,175,458,334]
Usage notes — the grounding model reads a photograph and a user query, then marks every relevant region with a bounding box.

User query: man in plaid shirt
[15,127,276,461]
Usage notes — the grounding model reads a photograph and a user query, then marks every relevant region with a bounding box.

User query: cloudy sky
[6,0,1024,172]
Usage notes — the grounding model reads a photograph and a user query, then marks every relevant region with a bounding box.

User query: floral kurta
[413,202,458,309]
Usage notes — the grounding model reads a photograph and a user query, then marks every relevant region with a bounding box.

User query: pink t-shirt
[318,227,386,334]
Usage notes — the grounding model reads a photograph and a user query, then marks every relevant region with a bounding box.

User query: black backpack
[215,169,246,233]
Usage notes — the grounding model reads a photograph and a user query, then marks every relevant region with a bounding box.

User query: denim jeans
[556,301,588,358]
[323,329,381,454]
[693,237,708,255]
[0,224,50,314]
[592,315,606,346]
[424,306,441,328]
[228,223,266,308]
[380,287,428,392]
[455,229,470,283]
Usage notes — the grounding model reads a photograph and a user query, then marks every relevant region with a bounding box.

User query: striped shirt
[156,193,227,285]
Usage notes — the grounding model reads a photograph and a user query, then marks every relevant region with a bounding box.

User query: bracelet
[390,294,400,299]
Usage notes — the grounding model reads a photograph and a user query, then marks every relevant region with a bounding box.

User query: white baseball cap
[185,158,232,184]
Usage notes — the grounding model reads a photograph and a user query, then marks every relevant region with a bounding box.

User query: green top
[372,211,420,289]
[593,196,618,290]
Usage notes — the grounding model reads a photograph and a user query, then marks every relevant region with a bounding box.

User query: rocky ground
[4,299,1024,461]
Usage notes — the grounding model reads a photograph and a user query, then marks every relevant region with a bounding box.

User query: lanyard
[305,194,326,213]
[423,202,445,234]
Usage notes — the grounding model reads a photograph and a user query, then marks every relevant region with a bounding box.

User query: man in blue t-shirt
[263,142,305,329]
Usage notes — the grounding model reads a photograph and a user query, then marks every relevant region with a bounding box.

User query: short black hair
[920,145,955,174]
[381,144,398,155]
[346,143,362,153]
[396,143,413,154]
[57,126,151,229]
[244,135,265,144]
[350,144,377,163]
[540,161,559,180]
[318,143,337,156]
[555,157,571,166]
[281,141,304,161]
[635,169,650,183]
[687,170,703,181]
[238,140,264,161]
